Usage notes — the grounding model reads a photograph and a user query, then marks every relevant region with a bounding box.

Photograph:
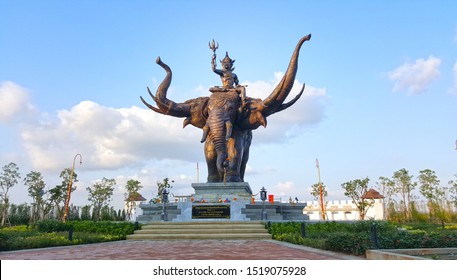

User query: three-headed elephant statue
[140,34,311,183]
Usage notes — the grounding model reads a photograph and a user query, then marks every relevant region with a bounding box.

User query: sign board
[192,205,230,219]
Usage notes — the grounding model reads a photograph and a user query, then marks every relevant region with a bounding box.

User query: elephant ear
[182,97,209,129]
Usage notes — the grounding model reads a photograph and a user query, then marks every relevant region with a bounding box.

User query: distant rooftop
[125,193,147,202]
[362,188,384,199]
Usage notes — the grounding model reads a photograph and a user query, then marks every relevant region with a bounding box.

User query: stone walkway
[0,239,363,260]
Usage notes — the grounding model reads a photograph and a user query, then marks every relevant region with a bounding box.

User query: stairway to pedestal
[126,221,271,240]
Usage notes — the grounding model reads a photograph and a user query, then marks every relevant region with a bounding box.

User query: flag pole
[316,159,326,220]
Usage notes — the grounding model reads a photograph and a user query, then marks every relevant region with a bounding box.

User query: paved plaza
[0,239,363,260]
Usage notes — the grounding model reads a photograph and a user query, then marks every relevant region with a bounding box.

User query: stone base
[173,201,250,222]
[136,181,309,223]
[191,182,252,203]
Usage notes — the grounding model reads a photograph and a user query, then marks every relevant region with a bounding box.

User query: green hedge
[0,221,139,251]
[268,221,457,256]
[68,221,137,237]
[33,220,138,237]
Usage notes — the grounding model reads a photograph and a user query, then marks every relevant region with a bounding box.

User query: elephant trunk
[206,110,232,174]
[140,57,191,118]
[263,34,311,117]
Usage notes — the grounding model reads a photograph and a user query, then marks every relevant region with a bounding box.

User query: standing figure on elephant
[209,41,247,109]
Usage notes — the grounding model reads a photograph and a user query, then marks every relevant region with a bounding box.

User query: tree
[23,171,47,222]
[341,177,374,220]
[124,179,143,220]
[87,177,116,221]
[80,205,92,220]
[48,168,78,220]
[448,174,457,208]
[8,203,30,225]
[152,178,173,204]
[418,169,444,220]
[376,176,395,220]
[0,162,21,226]
[310,182,328,218]
[392,168,416,220]
[310,182,328,200]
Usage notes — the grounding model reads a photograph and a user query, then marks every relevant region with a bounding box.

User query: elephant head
[200,90,240,178]
[140,34,311,183]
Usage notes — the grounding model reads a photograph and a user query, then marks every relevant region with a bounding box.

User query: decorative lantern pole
[260,187,268,221]
[161,188,169,221]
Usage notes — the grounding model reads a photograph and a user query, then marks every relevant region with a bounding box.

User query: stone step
[141,222,265,229]
[134,228,268,234]
[127,221,271,240]
[127,232,272,240]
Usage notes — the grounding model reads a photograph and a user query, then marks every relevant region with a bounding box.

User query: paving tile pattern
[0,240,362,260]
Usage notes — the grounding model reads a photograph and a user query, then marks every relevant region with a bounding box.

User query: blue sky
[1,0,456,210]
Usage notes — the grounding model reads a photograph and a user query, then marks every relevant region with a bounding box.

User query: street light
[260,187,267,221]
[161,188,169,221]
[62,154,82,222]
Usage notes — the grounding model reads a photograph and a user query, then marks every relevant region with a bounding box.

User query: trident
[209,39,219,54]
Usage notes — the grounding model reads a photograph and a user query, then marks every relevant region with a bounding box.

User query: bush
[0,221,137,251]
[269,221,457,256]
[68,221,136,237]
[35,220,72,232]
[324,231,370,255]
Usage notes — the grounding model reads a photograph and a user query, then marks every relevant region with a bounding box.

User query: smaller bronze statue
[209,40,247,108]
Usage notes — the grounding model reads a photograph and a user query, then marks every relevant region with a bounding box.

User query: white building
[304,188,385,221]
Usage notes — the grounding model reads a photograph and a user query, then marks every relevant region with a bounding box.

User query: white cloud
[269,181,296,198]
[20,101,201,171]
[4,73,326,203]
[4,71,326,175]
[388,56,441,95]
[0,81,35,123]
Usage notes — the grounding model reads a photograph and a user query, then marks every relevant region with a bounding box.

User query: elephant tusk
[275,83,305,113]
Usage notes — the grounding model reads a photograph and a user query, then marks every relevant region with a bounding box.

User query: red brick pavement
[0,240,363,260]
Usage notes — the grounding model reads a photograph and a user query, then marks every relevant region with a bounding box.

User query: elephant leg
[225,136,243,182]
[239,131,252,181]
[204,140,223,182]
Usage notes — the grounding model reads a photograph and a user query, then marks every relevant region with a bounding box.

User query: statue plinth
[191,182,252,202]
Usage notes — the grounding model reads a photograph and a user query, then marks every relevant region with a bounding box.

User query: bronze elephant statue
[140,34,311,183]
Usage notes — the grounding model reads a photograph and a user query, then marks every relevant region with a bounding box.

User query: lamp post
[62,154,82,222]
[260,187,267,221]
[161,188,169,221]
[316,159,326,220]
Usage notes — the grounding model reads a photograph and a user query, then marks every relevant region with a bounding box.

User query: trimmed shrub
[269,221,457,256]
[36,219,72,232]
[324,232,370,255]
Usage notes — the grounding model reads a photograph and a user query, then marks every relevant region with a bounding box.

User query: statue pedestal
[191,182,252,203]
[170,182,253,222]
[136,182,309,223]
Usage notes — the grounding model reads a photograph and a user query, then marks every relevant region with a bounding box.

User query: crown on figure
[221,51,235,65]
